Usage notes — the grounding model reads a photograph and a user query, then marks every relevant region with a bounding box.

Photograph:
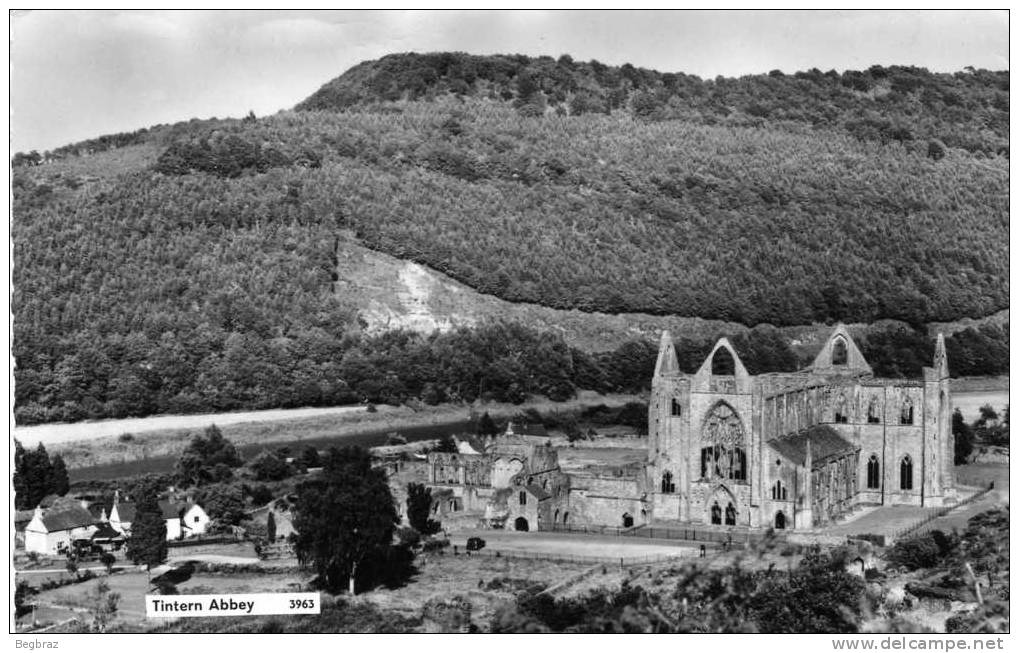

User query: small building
[24,504,97,555]
[108,491,135,535]
[90,523,126,552]
[180,503,211,538]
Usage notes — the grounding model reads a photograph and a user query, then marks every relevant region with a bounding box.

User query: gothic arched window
[710,502,722,525]
[868,398,881,424]
[661,470,675,494]
[900,399,914,425]
[711,348,735,375]
[700,403,747,483]
[519,491,527,506]
[724,503,737,526]
[832,338,848,366]
[899,455,913,490]
[867,454,881,489]
[771,480,787,501]
[834,394,849,424]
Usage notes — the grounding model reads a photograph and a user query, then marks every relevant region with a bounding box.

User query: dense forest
[12,53,1009,424]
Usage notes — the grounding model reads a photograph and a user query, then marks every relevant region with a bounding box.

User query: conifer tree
[126,479,168,575]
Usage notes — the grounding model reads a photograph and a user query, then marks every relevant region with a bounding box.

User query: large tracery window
[771,480,787,501]
[900,456,914,490]
[699,403,747,482]
[867,454,881,489]
[661,470,676,494]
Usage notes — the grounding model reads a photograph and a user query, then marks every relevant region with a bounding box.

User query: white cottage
[24,504,96,555]
[180,503,211,538]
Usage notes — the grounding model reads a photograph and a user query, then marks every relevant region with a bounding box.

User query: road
[14,404,367,446]
[448,529,698,559]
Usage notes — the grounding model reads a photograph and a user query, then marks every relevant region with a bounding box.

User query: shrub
[886,534,942,571]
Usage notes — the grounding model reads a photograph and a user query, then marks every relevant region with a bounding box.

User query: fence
[548,522,765,546]
[891,484,994,541]
[166,534,243,548]
[463,548,693,567]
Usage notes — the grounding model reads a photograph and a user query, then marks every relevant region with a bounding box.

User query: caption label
[145,592,320,618]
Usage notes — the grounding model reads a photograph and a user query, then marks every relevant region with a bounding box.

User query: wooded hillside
[11,53,1009,424]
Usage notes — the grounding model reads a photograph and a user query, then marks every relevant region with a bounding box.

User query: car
[466,537,486,552]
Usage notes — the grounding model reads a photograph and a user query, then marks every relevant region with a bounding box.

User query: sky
[9,9,1010,153]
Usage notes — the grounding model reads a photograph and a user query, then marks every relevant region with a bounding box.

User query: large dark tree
[953,408,974,465]
[126,478,168,574]
[405,483,440,535]
[13,442,55,509]
[292,447,401,594]
[174,424,243,487]
[50,454,70,497]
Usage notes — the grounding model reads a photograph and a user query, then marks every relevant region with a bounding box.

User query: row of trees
[13,441,70,509]
[298,53,1008,156]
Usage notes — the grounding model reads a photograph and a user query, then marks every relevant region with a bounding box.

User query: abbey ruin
[425,325,956,532]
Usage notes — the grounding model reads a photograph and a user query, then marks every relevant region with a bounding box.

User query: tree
[292,447,400,594]
[174,424,243,486]
[100,552,117,574]
[301,446,322,469]
[477,412,499,437]
[433,435,457,453]
[86,580,120,633]
[249,450,291,481]
[126,479,168,574]
[953,408,974,465]
[194,483,246,526]
[65,552,80,579]
[50,454,70,496]
[406,483,441,535]
[267,511,277,542]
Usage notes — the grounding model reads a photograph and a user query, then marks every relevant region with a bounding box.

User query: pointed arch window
[867,455,880,489]
[867,398,881,424]
[899,455,913,490]
[711,347,735,375]
[671,398,682,416]
[771,480,787,501]
[710,502,722,525]
[900,399,914,425]
[661,470,675,494]
[832,338,848,366]
[699,402,747,482]
[519,491,527,506]
[834,394,849,424]
[724,503,737,526]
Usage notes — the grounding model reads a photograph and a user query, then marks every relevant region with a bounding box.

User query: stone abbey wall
[647,325,954,530]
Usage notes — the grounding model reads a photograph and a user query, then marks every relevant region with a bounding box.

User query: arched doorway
[774,511,786,530]
[710,502,722,525]
[622,513,633,528]
[725,502,737,526]
[514,517,529,532]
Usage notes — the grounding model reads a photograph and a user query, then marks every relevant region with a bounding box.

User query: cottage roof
[767,425,858,467]
[158,500,186,520]
[91,523,125,541]
[40,505,95,532]
[113,502,137,522]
